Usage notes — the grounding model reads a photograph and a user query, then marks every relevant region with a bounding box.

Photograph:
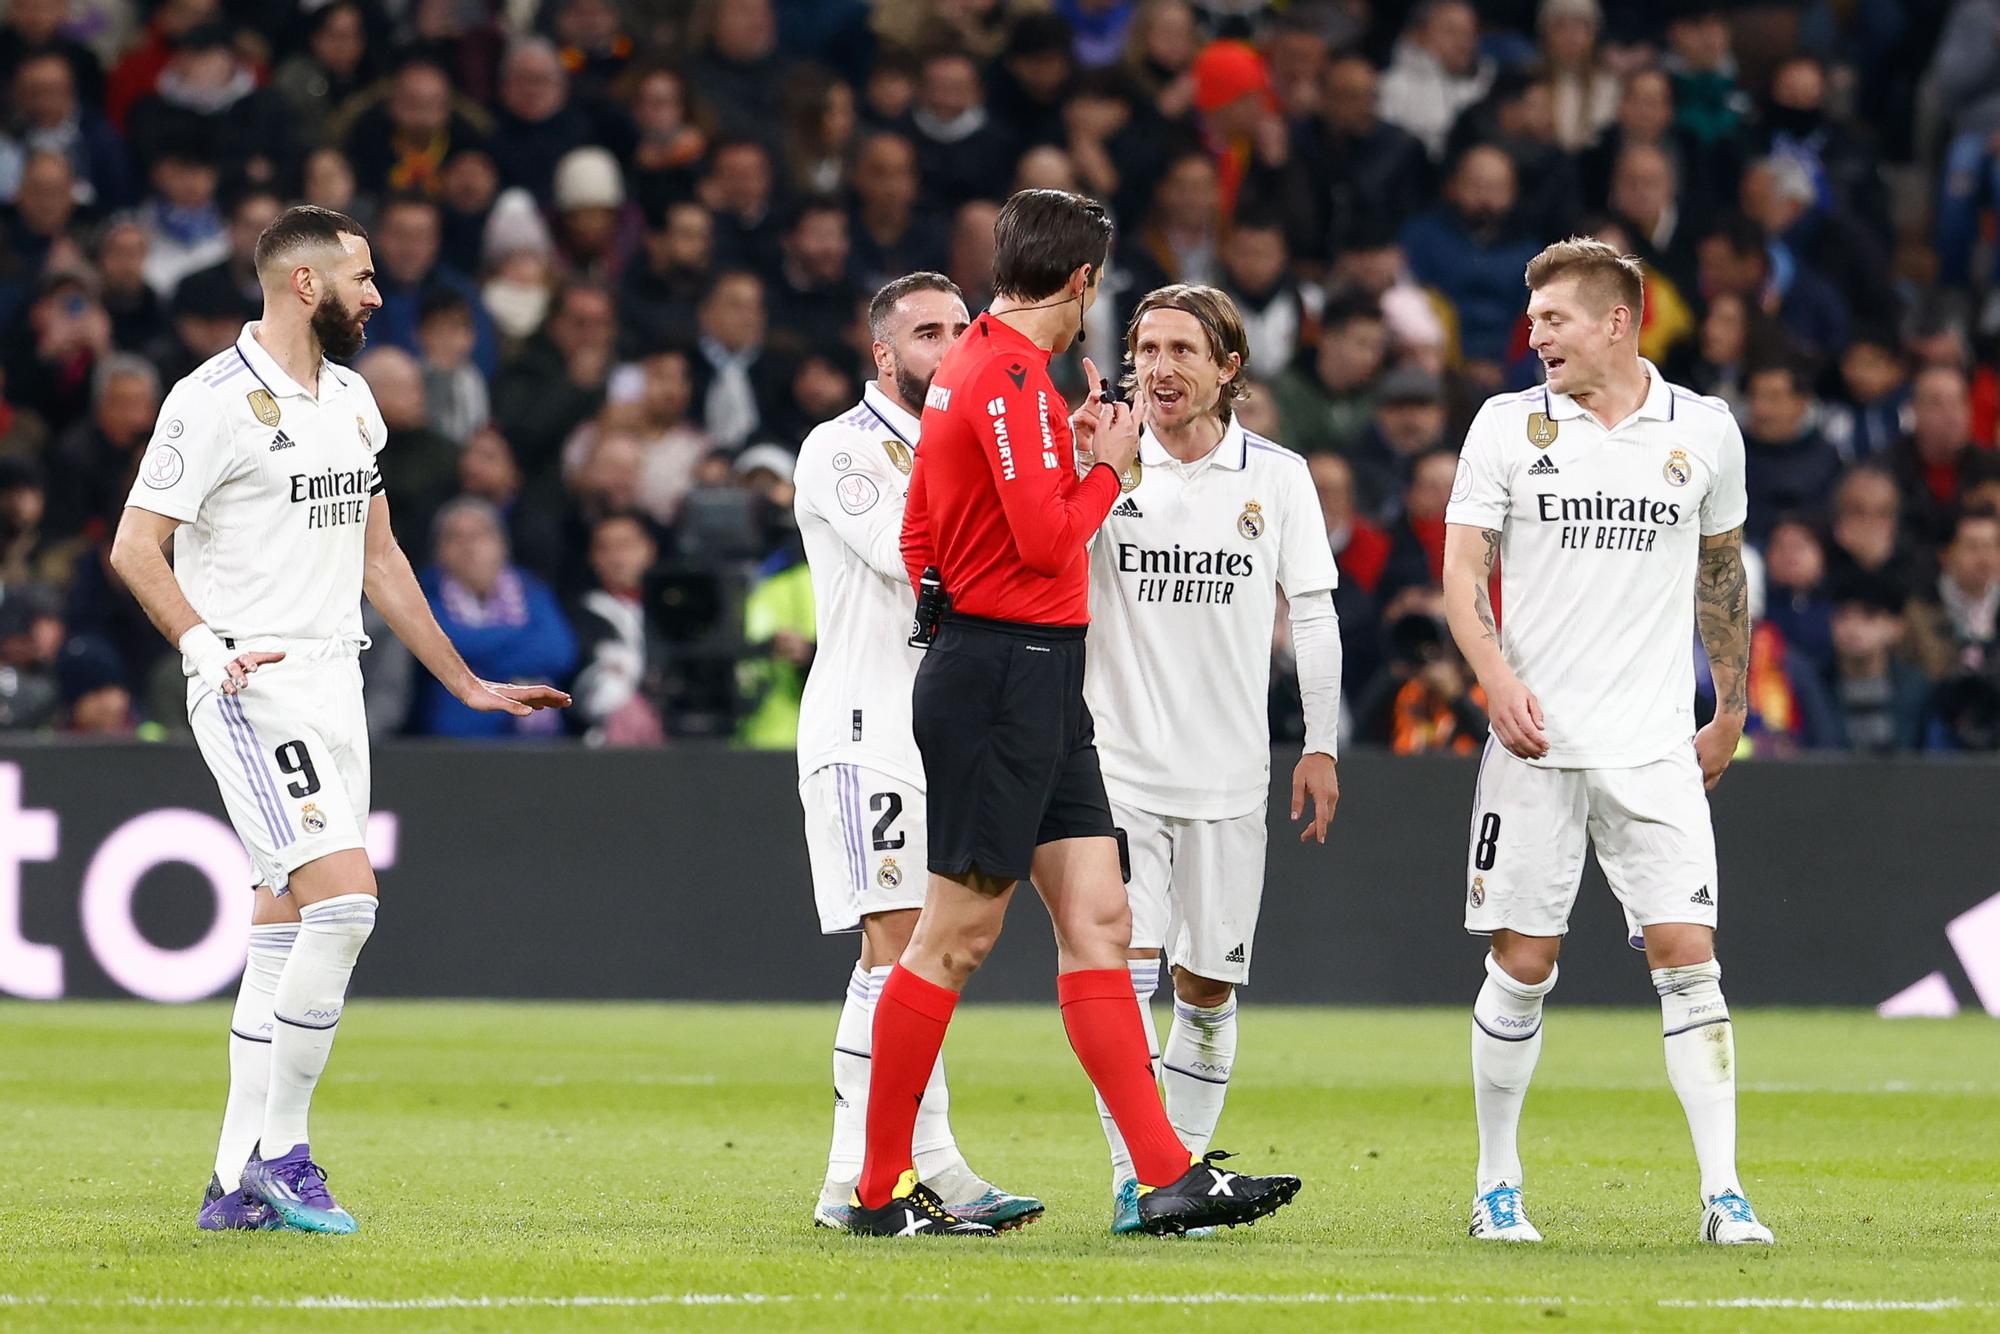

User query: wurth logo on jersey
[987,396,1016,480]
[1036,391,1059,470]
[290,466,372,530]
[927,384,951,411]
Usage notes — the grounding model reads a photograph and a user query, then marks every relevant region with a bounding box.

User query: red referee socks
[1058,968,1190,1188]
[856,965,959,1208]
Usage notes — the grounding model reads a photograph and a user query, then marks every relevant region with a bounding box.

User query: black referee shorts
[912,613,1118,883]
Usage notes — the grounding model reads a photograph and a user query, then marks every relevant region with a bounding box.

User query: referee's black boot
[845,1170,997,1237]
[1136,1151,1302,1236]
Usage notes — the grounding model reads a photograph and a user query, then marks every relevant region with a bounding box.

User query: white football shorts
[187,637,370,894]
[1113,798,1269,986]
[801,764,928,933]
[1463,740,1719,938]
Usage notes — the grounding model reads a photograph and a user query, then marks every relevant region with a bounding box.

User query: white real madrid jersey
[795,382,929,789]
[1085,418,1339,820]
[127,324,388,653]
[1444,359,1748,769]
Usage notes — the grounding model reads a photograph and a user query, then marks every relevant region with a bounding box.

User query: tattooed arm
[1693,524,1749,788]
[1444,522,1547,759]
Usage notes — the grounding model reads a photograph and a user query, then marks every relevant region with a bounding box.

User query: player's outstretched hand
[1487,676,1549,760]
[1693,718,1740,790]
[1291,752,1339,844]
[220,651,284,695]
[459,679,573,716]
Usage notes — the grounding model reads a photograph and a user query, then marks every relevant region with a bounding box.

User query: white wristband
[177,624,234,693]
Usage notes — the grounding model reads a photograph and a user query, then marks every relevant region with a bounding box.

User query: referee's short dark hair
[1524,236,1645,322]
[254,205,369,276]
[991,189,1113,302]
[868,272,964,342]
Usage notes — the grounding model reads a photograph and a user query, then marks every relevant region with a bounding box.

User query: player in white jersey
[1082,285,1343,1232]
[794,272,1040,1230]
[109,206,568,1235]
[1442,238,1773,1246]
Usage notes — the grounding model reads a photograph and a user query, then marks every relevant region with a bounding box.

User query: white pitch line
[0,1293,1988,1314]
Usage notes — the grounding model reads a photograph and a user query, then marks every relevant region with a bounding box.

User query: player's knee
[1489,940,1558,988]
[1173,970,1233,1009]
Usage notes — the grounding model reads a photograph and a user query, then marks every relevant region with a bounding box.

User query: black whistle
[1099,376,1125,406]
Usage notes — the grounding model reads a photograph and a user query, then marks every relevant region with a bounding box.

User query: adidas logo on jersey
[268,430,297,452]
[1224,942,1246,964]
[1527,455,1560,476]
[1690,885,1714,906]
[1111,497,1144,518]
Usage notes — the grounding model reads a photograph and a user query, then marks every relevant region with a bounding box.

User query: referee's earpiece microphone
[1074,266,1089,345]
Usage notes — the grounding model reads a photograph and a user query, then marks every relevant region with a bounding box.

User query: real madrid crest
[1663,448,1691,487]
[882,440,914,475]
[300,802,327,835]
[356,414,370,449]
[1237,500,1265,540]
[247,389,281,428]
[1526,412,1557,448]
[1118,459,1143,494]
[1470,874,1485,908]
[876,857,903,890]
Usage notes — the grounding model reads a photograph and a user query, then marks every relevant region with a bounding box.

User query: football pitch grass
[3,1003,1998,1333]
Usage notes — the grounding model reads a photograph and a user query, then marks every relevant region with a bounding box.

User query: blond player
[1442,238,1773,1245]
[1083,284,1343,1232]
[793,272,1040,1230]
[110,206,567,1235]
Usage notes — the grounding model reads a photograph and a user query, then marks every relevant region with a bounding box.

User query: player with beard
[110,206,570,1234]
[794,272,1041,1230]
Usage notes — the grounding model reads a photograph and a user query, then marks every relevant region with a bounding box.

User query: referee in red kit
[842,189,1303,1238]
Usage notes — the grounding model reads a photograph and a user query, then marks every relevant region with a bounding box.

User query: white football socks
[1655,959,1740,1202]
[1097,958,1163,1189]
[1162,992,1237,1157]
[262,894,376,1158]
[213,922,296,1190]
[825,964,970,1201]
[1472,953,1557,1193]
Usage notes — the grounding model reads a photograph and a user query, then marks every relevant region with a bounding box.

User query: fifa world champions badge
[1526,412,1557,447]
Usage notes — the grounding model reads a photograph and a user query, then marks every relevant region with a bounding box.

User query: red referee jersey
[901,313,1121,625]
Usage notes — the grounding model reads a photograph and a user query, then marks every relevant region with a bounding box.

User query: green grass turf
[2,1003,1998,1333]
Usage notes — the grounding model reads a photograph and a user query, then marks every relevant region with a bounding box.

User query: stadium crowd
[0,0,1996,755]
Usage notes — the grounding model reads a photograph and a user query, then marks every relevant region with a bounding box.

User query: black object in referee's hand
[1099,376,1124,406]
[910,566,949,648]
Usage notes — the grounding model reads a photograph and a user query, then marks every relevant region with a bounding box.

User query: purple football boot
[240,1144,358,1234]
[196,1174,280,1231]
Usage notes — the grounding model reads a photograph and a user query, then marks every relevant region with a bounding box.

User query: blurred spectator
[125,24,291,186]
[1279,54,1429,266]
[0,456,72,591]
[623,64,708,221]
[1379,448,1459,603]
[910,50,1020,212]
[1661,8,1748,153]
[567,349,714,529]
[1824,464,1929,603]
[1696,212,1846,362]
[0,365,50,461]
[1063,0,1142,71]
[1185,38,1282,221]
[438,149,502,276]
[339,57,488,199]
[416,287,490,446]
[137,141,226,297]
[1378,1,1495,162]
[849,131,947,293]
[0,580,62,730]
[1400,145,1539,372]
[1539,0,1618,152]
[1307,451,1386,696]
[1741,358,1842,543]
[272,2,374,151]
[780,67,857,197]
[1352,364,1449,517]
[94,214,167,353]
[302,145,363,218]
[687,0,784,145]
[1608,143,1695,291]
[0,150,80,312]
[1891,364,1982,546]
[1908,509,2000,687]
[494,280,619,482]
[55,631,133,734]
[1270,299,1385,457]
[104,0,221,131]
[1739,154,1893,334]
[1124,0,1199,122]
[1823,327,1910,463]
[1263,17,1331,124]
[990,14,1076,151]
[371,192,499,381]
[1219,215,1313,373]
[551,145,638,280]
[698,137,780,274]
[1129,149,1222,288]
[1761,515,1835,675]
[0,0,107,110]
[568,511,669,746]
[488,37,595,204]
[46,350,156,539]
[358,346,458,550]
[1447,69,1583,242]
[1929,0,2000,291]
[5,269,112,429]
[550,0,639,100]
[150,267,241,384]
[1014,143,1080,195]
[414,497,577,738]
[457,425,565,584]
[0,51,131,211]
[733,468,811,750]
[620,199,712,353]
[947,199,1000,313]
[171,184,281,326]
[769,197,862,355]
[1819,574,1933,752]
[690,270,789,451]
[1355,595,1489,753]
[1751,54,1887,243]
